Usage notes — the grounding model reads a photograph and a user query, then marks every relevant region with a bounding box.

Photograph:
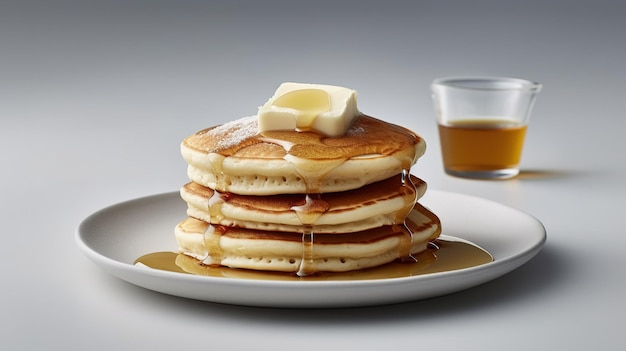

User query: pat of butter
[258,82,359,136]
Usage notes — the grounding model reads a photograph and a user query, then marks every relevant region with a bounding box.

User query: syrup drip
[203,157,230,266]
[203,191,226,265]
[396,168,418,263]
[290,194,328,276]
[299,229,315,276]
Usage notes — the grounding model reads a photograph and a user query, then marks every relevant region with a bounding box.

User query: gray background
[2,0,625,350]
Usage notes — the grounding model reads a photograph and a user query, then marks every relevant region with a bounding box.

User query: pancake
[180,174,428,234]
[181,114,426,195]
[174,202,441,273]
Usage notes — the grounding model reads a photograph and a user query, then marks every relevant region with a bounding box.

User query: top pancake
[181,114,426,195]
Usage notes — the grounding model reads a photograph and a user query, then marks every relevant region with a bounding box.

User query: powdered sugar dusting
[345,120,366,136]
[206,115,259,151]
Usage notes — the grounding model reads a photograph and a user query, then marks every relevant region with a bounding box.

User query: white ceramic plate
[76,190,546,308]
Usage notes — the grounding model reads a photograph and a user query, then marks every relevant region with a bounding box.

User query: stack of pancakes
[175,114,441,276]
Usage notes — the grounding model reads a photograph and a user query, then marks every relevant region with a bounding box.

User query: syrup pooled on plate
[134,238,493,281]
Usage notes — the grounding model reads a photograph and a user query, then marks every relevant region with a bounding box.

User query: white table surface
[2,0,625,349]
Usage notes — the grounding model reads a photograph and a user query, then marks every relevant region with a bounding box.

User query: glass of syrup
[431,76,542,179]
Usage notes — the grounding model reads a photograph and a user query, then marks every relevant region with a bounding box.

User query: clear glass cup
[431,76,542,179]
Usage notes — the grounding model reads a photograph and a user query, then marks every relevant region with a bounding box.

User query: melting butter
[273,89,330,128]
[258,82,359,136]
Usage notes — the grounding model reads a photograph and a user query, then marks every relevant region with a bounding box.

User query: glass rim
[431,76,542,92]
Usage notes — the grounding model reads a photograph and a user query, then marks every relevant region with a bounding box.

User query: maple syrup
[135,238,493,281]
[438,118,527,174]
